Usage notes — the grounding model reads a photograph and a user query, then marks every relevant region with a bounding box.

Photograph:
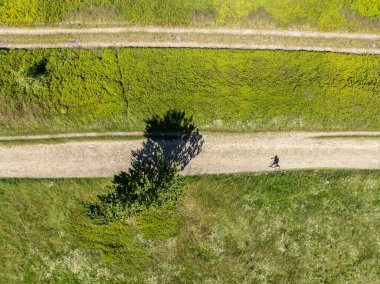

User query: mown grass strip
[0,135,143,146]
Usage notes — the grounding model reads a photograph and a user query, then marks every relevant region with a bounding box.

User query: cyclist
[269,155,280,169]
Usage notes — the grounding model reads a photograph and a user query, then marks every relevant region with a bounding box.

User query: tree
[84,110,203,223]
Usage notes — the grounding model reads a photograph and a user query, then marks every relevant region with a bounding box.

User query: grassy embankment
[0,48,379,135]
[0,170,379,282]
[0,0,379,32]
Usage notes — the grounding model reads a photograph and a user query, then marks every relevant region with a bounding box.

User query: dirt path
[0,132,379,178]
[0,27,378,39]
[0,27,379,54]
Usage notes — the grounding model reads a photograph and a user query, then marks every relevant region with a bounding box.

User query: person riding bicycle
[269,155,280,168]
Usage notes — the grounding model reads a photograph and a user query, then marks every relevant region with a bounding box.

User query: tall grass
[0,48,379,135]
[0,170,379,282]
[0,0,379,31]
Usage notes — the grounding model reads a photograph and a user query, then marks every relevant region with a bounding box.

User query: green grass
[0,170,379,282]
[0,116,135,136]
[0,48,379,135]
[0,0,379,32]
[314,134,380,139]
[0,135,143,146]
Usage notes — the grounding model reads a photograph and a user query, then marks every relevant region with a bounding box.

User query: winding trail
[0,27,379,54]
[0,132,379,178]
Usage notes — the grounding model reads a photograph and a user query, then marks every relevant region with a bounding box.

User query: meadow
[0,170,379,282]
[0,48,379,135]
[0,0,379,32]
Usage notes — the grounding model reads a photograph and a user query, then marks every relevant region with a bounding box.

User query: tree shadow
[132,110,204,170]
[26,59,48,78]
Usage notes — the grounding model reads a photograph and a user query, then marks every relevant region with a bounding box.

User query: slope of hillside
[0,48,379,134]
[0,0,379,32]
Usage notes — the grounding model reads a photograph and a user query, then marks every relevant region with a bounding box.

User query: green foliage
[137,205,182,241]
[157,170,380,283]
[262,0,347,29]
[0,48,379,134]
[0,178,179,282]
[351,0,380,17]
[0,0,379,30]
[0,48,126,132]
[85,155,185,223]
[0,0,37,24]
[318,8,346,30]
[36,0,67,22]
[212,0,260,24]
[84,110,202,223]
[121,48,380,131]
[114,0,194,25]
[47,49,125,118]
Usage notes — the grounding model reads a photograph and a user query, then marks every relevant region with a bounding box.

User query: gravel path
[0,27,379,54]
[0,132,379,178]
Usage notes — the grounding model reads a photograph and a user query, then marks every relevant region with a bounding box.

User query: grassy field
[0,170,379,282]
[0,48,379,135]
[0,0,379,32]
